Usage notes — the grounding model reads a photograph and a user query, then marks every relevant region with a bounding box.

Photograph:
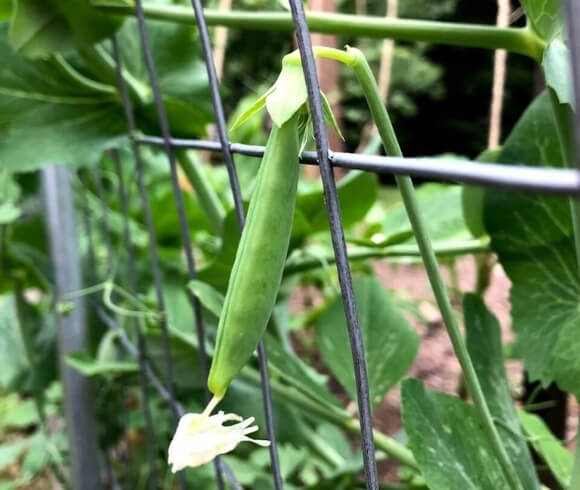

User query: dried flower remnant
[167,395,270,472]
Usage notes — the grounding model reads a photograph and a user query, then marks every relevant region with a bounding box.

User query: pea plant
[0,0,578,489]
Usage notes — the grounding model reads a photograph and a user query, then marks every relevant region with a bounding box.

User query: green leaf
[320,91,343,140]
[297,170,378,233]
[542,39,573,107]
[0,441,27,473]
[116,19,213,136]
[264,334,343,410]
[464,294,539,490]
[519,410,573,488]
[520,0,563,41]
[383,184,473,245]
[0,295,29,391]
[0,0,11,21]
[484,92,580,392]
[0,203,20,225]
[402,379,510,490]
[187,279,224,319]
[316,276,419,408]
[9,0,123,58]
[266,59,308,128]
[65,352,138,376]
[229,87,272,132]
[0,24,126,172]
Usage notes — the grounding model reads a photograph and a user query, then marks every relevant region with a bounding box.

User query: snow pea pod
[208,113,300,398]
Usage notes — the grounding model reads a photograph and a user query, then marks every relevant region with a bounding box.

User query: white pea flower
[168,395,270,473]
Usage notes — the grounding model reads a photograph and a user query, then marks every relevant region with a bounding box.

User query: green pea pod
[208,113,300,398]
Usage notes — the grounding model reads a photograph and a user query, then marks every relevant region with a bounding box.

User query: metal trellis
[57,1,580,489]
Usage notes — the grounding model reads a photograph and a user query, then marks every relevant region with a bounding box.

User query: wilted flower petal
[168,395,270,473]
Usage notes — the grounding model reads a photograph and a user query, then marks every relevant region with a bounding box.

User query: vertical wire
[286,0,380,488]
[110,34,182,449]
[130,0,229,487]
[184,0,284,485]
[111,152,159,490]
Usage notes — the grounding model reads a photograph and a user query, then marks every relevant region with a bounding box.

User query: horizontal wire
[137,135,580,195]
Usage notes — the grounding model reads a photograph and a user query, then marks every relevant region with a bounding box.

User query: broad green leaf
[297,170,378,233]
[520,0,563,41]
[519,411,573,488]
[316,276,419,408]
[115,19,213,136]
[484,92,580,392]
[265,334,343,410]
[0,203,20,224]
[0,295,28,390]
[464,294,539,490]
[187,279,224,319]
[402,379,510,490]
[461,147,501,238]
[381,184,474,246]
[66,352,138,376]
[10,0,123,58]
[0,24,126,172]
[542,39,574,107]
[266,58,307,127]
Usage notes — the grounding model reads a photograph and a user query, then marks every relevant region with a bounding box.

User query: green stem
[339,46,523,490]
[239,367,419,469]
[93,2,544,60]
[51,54,117,95]
[80,45,151,105]
[176,149,225,234]
[284,238,489,276]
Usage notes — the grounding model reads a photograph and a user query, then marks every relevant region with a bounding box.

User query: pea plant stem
[347,47,524,490]
[176,149,226,234]
[289,46,523,489]
[239,367,419,470]
[80,45,151,105]
[93,2,544,60]
[283,239,489,276]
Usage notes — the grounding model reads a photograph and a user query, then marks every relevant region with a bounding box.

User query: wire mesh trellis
[39,0,580,489]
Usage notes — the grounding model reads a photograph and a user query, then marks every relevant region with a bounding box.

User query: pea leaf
[380,184,474,246]
[518,411,573,488]
[9,0,123,58]
[520,0,563,42]
[187,279,224,319]
[316,275,419,408]
[542,39,574,107]
[401,379,510,490]
[484,92,580,394]
[0,0,11,21]
[0,24,126,172]
[266,59,308,128]
[464,294,539,490]
[297,170,378,233]
[0,295,28,391]
[115,19,213,136]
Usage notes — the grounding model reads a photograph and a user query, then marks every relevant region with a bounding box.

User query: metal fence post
[41,166,103,490]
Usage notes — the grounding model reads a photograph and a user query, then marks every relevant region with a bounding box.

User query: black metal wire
[137,135,580,195]
[182,0,285,486]
[111,32,182,431]
[111,151,159,490]
[287,0,379,488]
